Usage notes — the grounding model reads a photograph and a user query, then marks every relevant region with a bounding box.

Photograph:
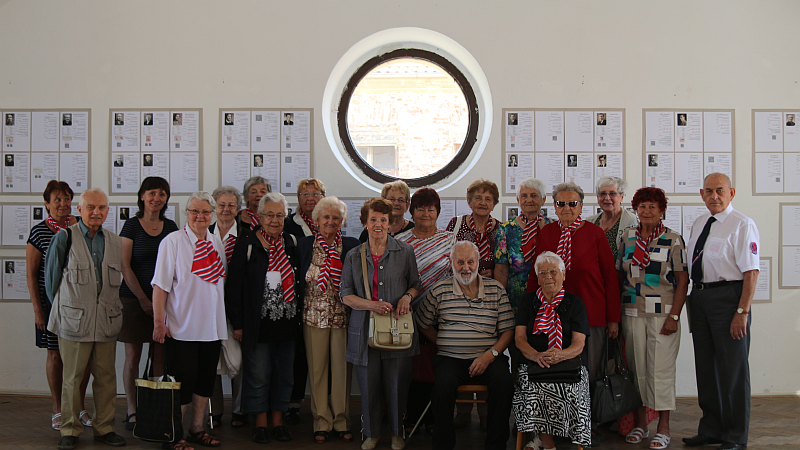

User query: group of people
[28,170,757,450]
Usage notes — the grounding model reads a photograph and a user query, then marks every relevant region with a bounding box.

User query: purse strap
[360,244,371,300]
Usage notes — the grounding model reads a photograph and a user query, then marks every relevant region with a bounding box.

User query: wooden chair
[407,383,488,439]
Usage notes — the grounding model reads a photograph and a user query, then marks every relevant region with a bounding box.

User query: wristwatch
[489,348,499,357]
[736,308,749,314]
[668,314,679,321]
[403,292,414,302]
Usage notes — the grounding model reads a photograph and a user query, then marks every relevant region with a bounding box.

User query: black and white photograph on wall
[119,207,130,221]
[5,261,14,274]
[33,207,43,221]
[596,113,606,125]
[113,154,124,167]
[541,207,548,218]
[508,112,518,126]
[143,113,153,126]
[648,154,659,167]
[508,207,518,221]
[508,154,518,167]
[114,113,124,126]
[677,113,688,126]
[224,113,234,126]
[4,154,14,166]
[597,154,607,167]
[5,113,14,126]
[284,113,294,126]
[173,113,182,126]
[143,154,153,167]
[787,114,796,127]
[62,113,72,126]
[254,154,264,167]
[567,154,577,167]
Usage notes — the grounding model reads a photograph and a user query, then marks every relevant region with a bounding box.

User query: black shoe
[94,432,126,446]
[284,407,300,425]
[273,425,292,442]
[58,436,79,450]
[123,413,136,431]
[590,430,601,447]
[252,427,270,444]
[683,435,723,446]
[719,443,746,450]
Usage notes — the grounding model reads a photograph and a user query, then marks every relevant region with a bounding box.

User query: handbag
[361,245,414,351]
[590,336,642,423]
[526,355,582,384]
[217,319,242,377]
[133,347,183,443]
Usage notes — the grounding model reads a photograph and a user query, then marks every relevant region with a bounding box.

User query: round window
[337,49,479,188]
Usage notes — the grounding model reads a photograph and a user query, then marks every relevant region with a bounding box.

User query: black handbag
[590,336,642,423]
[133,347,183,443]
[526,355,582,384]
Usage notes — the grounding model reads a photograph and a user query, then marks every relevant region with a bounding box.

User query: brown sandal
[186,430,220,447]
[162,439,192,450]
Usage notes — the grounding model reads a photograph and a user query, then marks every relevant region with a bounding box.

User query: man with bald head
[683,173,759,450]
[46,188,125,449]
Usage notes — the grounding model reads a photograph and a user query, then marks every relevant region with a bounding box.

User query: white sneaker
[362,436,380,450]
[391,435,406,449]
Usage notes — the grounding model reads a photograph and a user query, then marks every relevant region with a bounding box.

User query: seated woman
[513,251,591,450]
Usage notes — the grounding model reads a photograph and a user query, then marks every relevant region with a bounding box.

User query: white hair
[259,192,289,216]
[312,196,348,224]
[516,177,546,198]
[450,240,480,285]
[78,188,109,206]
[185,191,215,211]
[596,176,628,195]
[534,251,566,274]
[212,186,244,211]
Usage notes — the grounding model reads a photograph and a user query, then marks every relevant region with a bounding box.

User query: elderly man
[415,241,515,450]
[683,173,759,450]
[45,188,125,450]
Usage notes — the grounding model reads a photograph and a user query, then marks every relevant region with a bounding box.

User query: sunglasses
[555,201,580,208]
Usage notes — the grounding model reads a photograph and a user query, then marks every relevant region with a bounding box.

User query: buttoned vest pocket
[59,304,86,337]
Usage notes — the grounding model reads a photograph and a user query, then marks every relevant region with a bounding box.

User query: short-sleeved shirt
[119,217,179,299]
[494,216,553,309]
[515,291,589,361]
[686,204,760,282]
[27,221,55,308]
[415,276,514,360]
[617,226,687,317]
[395,228,454,302]
[151,226,228,342]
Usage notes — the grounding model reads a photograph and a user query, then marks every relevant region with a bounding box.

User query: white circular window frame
[322,27,493,193]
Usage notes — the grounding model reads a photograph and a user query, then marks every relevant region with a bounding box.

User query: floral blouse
[303,238,348,328]
[494,216,553,310]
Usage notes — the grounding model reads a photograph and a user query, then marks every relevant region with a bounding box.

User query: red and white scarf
[261,228,295,303]
[298,209,318,234]
[533,287,564,350]
[556,216,582,270]
[46,215,70,232]
[631,222,665,269]
[188,229,225,284]
[315,231,343,293]
[467,214,496,262]
[520,214,543,263]
[245,208,260,231]
[224,234,237,264]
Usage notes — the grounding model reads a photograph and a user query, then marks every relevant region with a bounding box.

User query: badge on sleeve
[750,242,757,255]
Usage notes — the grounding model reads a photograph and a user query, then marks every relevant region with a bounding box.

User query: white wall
[0,0,798,397]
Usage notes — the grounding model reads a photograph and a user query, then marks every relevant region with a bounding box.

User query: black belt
[693,280,743,290]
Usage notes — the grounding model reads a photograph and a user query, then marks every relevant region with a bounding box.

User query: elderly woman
[118,177,178,430]
[238,176,271,231]
[297,196,360,443]
[446,179,501,278]
[358,180,414,242]
[153,192,228,449]
[495,178,553,311]
[586,176,638,260]
[341,198,421,450]
[25,180,91,431]
[226,192,301,444]
[514,251,591,450]
[617,188,688,449]
[396,188,454,434]
[285,178,326,241]
[208,186,247,428]
[527,182,620,405]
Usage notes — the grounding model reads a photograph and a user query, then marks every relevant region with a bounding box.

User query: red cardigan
[526,221,621,327]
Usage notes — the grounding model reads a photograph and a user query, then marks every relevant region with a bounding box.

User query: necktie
[691,216,717,284]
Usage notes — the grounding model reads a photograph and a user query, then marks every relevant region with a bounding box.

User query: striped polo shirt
[414,276,514,360]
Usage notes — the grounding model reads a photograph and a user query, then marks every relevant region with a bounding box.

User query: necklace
[140,217,161,231]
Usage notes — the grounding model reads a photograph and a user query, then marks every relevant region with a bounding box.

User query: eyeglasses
[300,192,322,199]
[387,197,407,204]
[537,269,560,278]
[598,191,620,198]
[260,213,286,221]
[555,201,580,208]
[187,209,213,216]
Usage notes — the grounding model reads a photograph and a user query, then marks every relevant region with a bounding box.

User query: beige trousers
[58,338,117,437]
[304,325,352,432]
[622,315,680,411]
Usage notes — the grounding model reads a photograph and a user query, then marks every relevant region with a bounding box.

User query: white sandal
[79,410,92,427]
[650,433,671,449]
[625,427,649,444]
[51,413,61,431]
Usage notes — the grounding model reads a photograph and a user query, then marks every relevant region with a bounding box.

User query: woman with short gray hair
[586,176,638,260]
[239,176,271,231]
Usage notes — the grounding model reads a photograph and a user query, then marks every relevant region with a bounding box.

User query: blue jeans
[242,341,295,414]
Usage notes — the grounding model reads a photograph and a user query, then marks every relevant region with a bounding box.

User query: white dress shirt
[152,225,228,341]
[687,203,760,283]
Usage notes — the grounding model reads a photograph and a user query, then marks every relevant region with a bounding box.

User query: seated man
[414,241,515,450]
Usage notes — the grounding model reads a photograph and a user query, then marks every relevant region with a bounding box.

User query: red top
[526,221,621,327]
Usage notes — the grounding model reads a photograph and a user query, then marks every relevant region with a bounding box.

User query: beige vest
[47,224,124,342]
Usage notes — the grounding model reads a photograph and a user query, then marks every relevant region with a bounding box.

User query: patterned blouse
[395,228,454,301]
[445,214,501,274]
[494,216,553,310]
[303,238,348,329]
[617,226,687,317]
